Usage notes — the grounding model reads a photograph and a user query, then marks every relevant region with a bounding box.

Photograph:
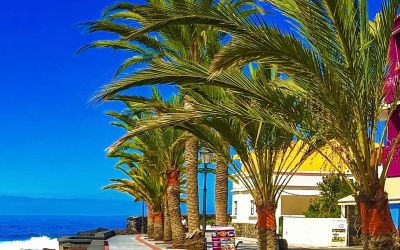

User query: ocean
[0,215,128,250]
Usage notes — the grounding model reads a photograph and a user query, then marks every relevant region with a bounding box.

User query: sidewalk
[109,234,362,250]
[135,234,271,250]
[108,234,160,250]
[108,234,183,250]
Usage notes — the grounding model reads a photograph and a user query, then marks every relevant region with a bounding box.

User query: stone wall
[233,223,257,238]
[126,216,147,234]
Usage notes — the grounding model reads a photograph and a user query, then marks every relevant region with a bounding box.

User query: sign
[331,220,347,247]
[211,226,235,250]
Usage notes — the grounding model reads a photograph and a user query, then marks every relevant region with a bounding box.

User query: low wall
[232,223,257,238]
[126,216,147,234]
[281,217,347,247]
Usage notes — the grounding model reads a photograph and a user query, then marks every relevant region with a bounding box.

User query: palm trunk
[167,170,186,248]
[256,204,277,250]
[163,196,172,242]
[153,212,164,241]
[215,158,229,225]
[185,136,200,232]
[148,207,155,239]
[356,186,396,250]
[183,99,205,249]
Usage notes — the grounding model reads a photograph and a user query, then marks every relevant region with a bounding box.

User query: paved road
[108,235,152,250]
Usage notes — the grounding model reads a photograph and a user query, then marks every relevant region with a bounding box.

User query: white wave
[0,236,59,250]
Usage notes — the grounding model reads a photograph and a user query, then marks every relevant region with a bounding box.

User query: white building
[231,171,332,226]
[230,144,350,229]
[230,154,351,247]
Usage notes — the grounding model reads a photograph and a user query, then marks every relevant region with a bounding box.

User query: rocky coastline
[56,216,147,250]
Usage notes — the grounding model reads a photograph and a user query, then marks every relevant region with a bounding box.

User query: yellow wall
[233,140,348,173]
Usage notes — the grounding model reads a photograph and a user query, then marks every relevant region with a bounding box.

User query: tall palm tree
[97,65,317,250]
[82,2,260,244]
[163,190,172,242]
[106,105,187,247]
[215,157,229,225]
[103,1,400,248]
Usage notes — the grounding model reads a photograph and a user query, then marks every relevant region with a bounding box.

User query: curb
[135,234,163,250]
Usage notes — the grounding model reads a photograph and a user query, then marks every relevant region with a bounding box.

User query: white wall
[231,192,256,224]
[231,173,323,226]
[277,174,323,187]
[282,217,347,247]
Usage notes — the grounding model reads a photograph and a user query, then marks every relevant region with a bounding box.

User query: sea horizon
[0,214,135,217]
[0,195,143,216]
[0,214,133,242]
[0,214,135,250]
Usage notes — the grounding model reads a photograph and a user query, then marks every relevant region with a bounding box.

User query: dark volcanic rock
[77,227,109,236]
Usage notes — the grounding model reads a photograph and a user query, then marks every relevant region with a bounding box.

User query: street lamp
[200,148,214,244]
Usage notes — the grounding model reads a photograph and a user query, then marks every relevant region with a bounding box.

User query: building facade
[230,146,351,238]
[231,172,323,227]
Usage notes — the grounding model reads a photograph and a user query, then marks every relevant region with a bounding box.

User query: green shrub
[304,173,356,218]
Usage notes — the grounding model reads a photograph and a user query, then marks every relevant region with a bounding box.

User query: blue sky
[0,0,386,215]
[0,0,169,215]
[0,0,224,215]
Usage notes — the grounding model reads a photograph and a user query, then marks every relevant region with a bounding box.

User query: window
[234,201,238,215]
[250,200,255,215]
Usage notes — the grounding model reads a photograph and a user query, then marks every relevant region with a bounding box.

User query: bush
[304,173,356,218]
[206,218,216,225]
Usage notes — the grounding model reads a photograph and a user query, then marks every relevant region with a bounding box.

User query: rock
[77,227,109,236]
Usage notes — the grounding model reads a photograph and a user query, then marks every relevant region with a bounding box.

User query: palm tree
[81,4,202,240]
[189,120,313,250]
[103,164,165,240]
[101,1,400,248]
[106,105,187,247]
[82,2,261,243]
[163,190,172,242]
[215,158,229,225]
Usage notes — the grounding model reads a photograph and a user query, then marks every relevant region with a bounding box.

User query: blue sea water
[0,215,128,242]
